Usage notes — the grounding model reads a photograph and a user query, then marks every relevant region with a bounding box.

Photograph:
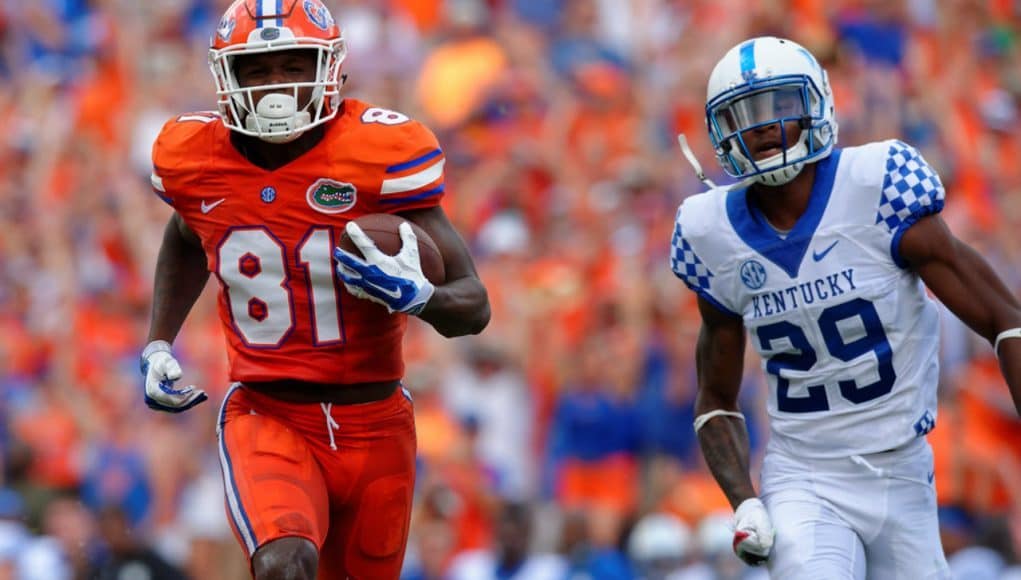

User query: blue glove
[140,340,208,413]
[333,221,435,315]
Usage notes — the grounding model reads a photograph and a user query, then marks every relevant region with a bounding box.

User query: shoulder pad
[671,193,719,293]
[348,102,446,209]
[150,112,221,205]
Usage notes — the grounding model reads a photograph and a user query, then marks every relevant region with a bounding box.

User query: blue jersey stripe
[386,149,443,174]
[378,185,445,204]
[739,41,756,77]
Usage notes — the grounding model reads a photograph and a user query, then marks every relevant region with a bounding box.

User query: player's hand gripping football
[333,221,435,315]
[733,497,774,566]
[140,340,208,413]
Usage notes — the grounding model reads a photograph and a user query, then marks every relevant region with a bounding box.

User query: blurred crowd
[1,0,1020,578]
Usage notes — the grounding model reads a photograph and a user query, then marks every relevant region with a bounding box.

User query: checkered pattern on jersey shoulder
[670,217,715,293]
[875,140,945,232]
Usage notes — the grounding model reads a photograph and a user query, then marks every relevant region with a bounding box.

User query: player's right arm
[694,294,754,507]
[671,195,757,507]
[146,114,217,343]
[694,295,774,565]
[672,192,774,565]
[147,213,209,344]
[141,115,217,412]
[140,213,210,413]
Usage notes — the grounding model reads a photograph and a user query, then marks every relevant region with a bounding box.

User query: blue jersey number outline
[757,298,895,413]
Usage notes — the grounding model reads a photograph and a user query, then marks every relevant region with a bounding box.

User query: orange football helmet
[209,0,346,143]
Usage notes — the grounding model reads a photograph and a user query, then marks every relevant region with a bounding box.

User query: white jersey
[671,140,946,458]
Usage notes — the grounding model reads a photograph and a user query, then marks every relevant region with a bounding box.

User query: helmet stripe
[257,0,278,28]
[796,47,820,72]
[275,0,283,26]
[739,41,756,79]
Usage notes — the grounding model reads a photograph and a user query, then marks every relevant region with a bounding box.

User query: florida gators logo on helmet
[303,0,334,31]
[216,14,236,43]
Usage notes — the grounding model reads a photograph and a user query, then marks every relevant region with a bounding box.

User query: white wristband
[142,340,173,360]
[694,409,746,433]
[994,328,1021,355]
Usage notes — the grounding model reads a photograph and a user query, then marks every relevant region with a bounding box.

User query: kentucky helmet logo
[740,259,767,290]
[303,0,334,31]
[307,179,356,214]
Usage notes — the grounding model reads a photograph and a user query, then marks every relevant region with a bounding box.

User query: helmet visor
[712,86,806,136]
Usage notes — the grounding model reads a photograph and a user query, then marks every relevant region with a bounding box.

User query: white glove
[140,340,208,413]
[333,221,435,315]
[732,497,774,566]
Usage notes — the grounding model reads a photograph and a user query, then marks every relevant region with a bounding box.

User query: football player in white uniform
[671,36,1021,578]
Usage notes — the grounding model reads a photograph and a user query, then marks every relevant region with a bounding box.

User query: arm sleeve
[875,140,946,267]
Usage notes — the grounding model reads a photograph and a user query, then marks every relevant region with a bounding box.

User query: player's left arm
[398,206,490,337]
[899,215,1021,414]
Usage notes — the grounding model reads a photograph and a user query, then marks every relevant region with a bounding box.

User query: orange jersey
[150,99,446,384]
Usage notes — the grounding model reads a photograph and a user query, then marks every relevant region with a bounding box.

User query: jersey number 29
[757,298,896,412]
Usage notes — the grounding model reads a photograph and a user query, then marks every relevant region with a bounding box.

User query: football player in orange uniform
[139,1,490,578]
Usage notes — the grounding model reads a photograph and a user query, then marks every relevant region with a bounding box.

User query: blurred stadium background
[1,0,1020,578]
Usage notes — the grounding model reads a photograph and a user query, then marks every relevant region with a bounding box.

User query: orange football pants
[216,383,417,579]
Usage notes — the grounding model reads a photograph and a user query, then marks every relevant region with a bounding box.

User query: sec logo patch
[740,259,767,290]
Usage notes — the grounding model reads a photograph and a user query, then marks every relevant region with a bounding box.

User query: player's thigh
[764,483,867,580]
[865,455,950,578]
[219,405,330,557]
[317,473,415,580]
[762,452,868,579]
[318,402,416,579]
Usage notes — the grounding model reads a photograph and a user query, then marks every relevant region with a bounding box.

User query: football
[339,213,446,284]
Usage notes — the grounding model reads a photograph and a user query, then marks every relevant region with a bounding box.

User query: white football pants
[760,437,950,579]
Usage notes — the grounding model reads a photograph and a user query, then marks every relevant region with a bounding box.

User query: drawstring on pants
[850,455,889,478]
[851,453,933,485]
[321,403,340,450]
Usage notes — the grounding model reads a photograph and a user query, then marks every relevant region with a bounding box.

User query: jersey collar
[726,149,842,279]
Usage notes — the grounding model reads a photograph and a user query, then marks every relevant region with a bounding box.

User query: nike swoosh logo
[927,471,935,484]
[812,240,839,262]
[200,198,226,214]
[368,280,405,300]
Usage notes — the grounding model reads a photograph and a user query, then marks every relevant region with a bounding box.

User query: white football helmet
[705,36,838,186]
[209,0,347,143]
